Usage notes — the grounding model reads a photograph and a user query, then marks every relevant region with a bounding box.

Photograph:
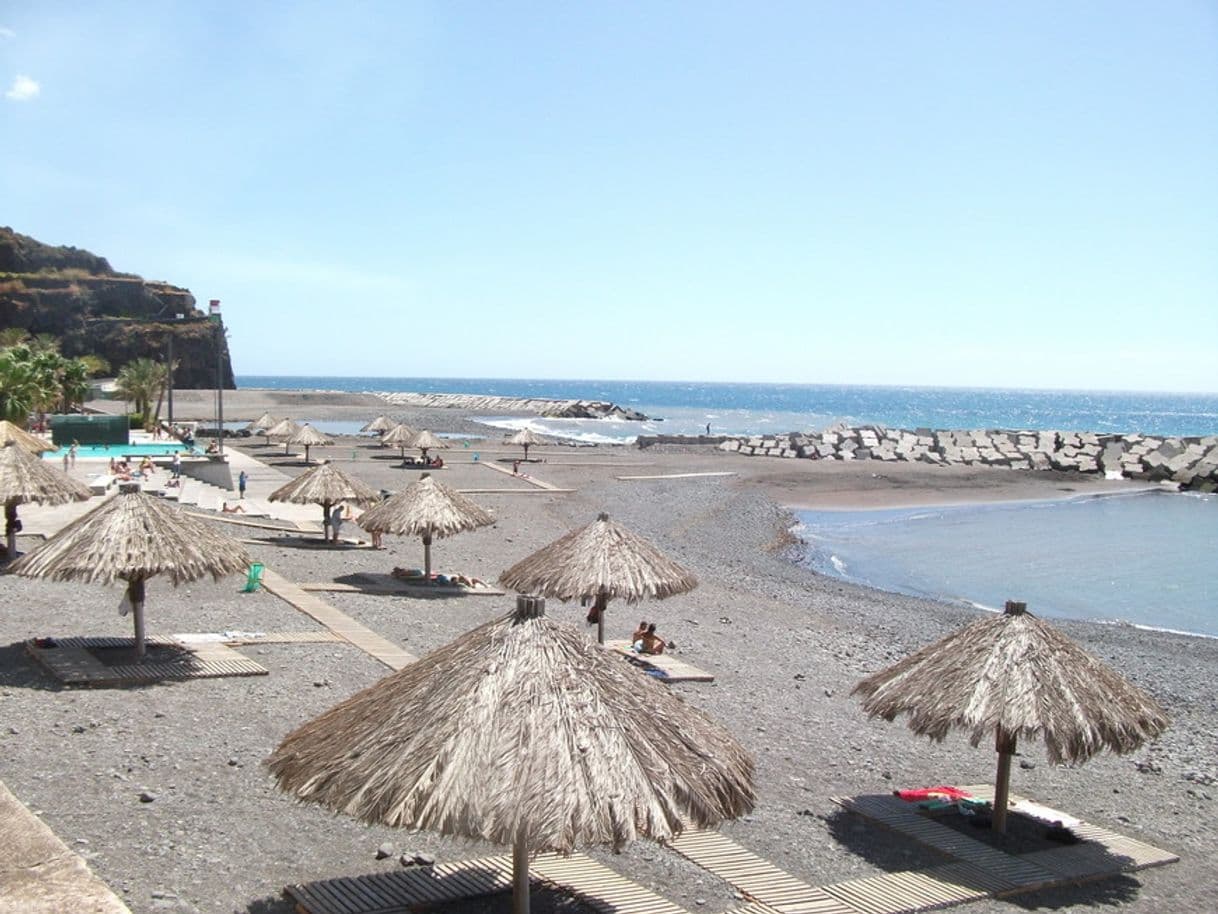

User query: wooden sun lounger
[604,640,715,683]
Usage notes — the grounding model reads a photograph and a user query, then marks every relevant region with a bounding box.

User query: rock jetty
[376,391,647,420]
[656,426,1218,492]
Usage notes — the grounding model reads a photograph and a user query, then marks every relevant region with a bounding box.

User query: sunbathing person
[221,501,246,514]
[631,620,649,650]
[641,623,667,655]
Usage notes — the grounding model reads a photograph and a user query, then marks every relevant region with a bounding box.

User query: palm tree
[116,358,166,426]
[59,359,92,413]
[0,328,30,348]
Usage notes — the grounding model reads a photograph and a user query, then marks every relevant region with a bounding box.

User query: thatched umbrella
[507,427,545,461]
[289,423,333,463]
[499,512,697,645]
[381,422,419,458]
[246,412,278,445]
[266,595,755,914]
[407,429,448,465]
[361,415,396,435]
[853,600,1170,833]
[268,461,379,543]
[0,420,54,454]
[9,485,251,657]
[265,418,302,455]
[359,473,494,578]
[1,442,93,559]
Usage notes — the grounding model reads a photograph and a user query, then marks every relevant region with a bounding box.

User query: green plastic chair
[242,562,264,593]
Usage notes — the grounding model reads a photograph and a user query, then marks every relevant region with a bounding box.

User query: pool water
[43,442,197,460]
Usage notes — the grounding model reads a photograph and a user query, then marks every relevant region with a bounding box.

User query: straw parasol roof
[381,422,418,456]
[407,429,448,463]
[359,473,494,577]
[246,412,277,432]
[498,512,697,644]
[853,600,1171,832]
[289,423,333,463]
[9,486,251,656]
[0,420,54,454]
[1,442,93,559]
[266,595,754,914]
[361,415,396,434]
[268,461,379,542]
[265,418,302,454]
[507,427,545,460]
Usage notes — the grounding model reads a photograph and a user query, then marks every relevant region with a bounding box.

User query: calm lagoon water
[795,491,1217,638]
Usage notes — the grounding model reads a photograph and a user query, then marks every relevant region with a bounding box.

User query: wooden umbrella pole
[129,577,148,659]
[512,825,530,914]
[4,503,17,559]
[595,592,606,645]
[993,725,1017,833]
[322,500,332,543]
[423,533,433,578]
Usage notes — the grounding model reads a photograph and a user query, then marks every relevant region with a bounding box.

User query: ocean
[238,376,1217,636]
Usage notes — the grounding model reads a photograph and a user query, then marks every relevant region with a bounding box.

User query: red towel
[895,785,973,802]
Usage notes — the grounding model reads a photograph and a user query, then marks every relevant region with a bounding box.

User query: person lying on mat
[221,501,246,514]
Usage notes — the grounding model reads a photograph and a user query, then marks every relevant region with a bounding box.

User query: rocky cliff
[0,227,234,388]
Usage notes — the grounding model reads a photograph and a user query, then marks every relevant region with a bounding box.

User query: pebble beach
[2,389,1214,914]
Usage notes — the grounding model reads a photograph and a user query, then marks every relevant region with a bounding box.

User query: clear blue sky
[3,2,1216,392]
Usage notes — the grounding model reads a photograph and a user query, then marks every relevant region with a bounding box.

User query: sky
[2,2,1216,392]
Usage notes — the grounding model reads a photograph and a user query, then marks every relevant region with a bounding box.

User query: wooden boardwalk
[25,636,267,687]
[480,461,573,491]
[260,568,417,670]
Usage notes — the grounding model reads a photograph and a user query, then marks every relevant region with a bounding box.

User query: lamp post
[209,299,224,455]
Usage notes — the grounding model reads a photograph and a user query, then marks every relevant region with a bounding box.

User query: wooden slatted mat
[604,640,715,683]
[821,868,990,914]
[667,830,856,914]
[260,568,417,670]
[285,855,514,913]
[530,851,691,914]
[480,461,573,491]
[24,636,267,686]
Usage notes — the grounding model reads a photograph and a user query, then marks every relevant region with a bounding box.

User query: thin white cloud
[0,27,16,39]
[4,74,40,101]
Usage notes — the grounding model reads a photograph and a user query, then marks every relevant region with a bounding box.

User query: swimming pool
[43,442,197,461]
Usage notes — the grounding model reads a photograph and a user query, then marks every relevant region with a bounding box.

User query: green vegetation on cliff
[0,226,233,390]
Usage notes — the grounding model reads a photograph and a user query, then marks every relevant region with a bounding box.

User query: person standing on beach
[706,423,711,436]
[171,451,181,479]
[330,503,345,544]
[237,470,248,499]
[69,441,77,468]
[63,450,69,472]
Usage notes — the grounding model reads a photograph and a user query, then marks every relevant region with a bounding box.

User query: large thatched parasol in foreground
[507,427,546,461]
[266,595,754,914]
[499,512,697,644]
[1,442,93,559]
[268,461,379,542]
[289,423,333,463]
[265,418,302,455]
[853,600,1170,832]
[381,422,419,457]
[406,429,448,465]
[0,420,55,454]
[358,473,494,578]
[9,485,251,656]
[361,415,396,435]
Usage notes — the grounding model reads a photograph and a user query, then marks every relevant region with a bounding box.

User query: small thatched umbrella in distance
[407,429,448,466]
[266,595,755,914]
[246,412,278,445]
[0,420,55,454]
[381,422,418,458]
[268,461,379,543]
[853,600,1170,833]
[9,485,251,657]
[265,418,302,455]
[499,512,697,644]
[1,442,93,559]
[359,473,494,578]
[289,423,333,463]
[507,427,545,461]
[360,415,396,436]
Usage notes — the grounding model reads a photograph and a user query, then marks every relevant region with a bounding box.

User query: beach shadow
[0,642,65,692]
[823,807,953,871]
[1007,873,1141,909]
[332,572,488,599]
[251,536,366,551]
[243,895,295,914]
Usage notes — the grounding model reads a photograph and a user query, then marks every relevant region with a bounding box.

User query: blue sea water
[796,491,1217,639]
[238,376,1218,443]
[237,375,1217,636]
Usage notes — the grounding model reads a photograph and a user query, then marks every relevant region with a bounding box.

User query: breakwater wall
[375,391,647,420]
[643,428,1218,492]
